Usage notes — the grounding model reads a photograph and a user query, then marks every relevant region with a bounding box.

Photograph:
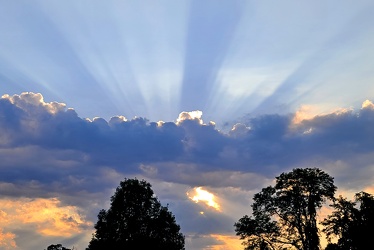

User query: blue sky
[1,1,374,249]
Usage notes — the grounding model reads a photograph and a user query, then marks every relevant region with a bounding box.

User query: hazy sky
[1,1,374,249]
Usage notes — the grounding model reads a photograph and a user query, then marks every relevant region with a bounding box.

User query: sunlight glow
[0,198,91,237]
[176,110,203,125]
[2,92,66,115]
[187,187,220,211]
[292,105,318,125]
[1,0,373,125]
[209,234,243,250]
[0,229,16,250]
[362,100,374,109]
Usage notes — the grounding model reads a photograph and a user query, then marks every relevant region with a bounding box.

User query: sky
[1,1,374,249]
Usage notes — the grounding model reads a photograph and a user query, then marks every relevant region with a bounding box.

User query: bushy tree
[235,168,336,250]
[45,244,71,250]
[87,178,185,250]
[322,191,374,250]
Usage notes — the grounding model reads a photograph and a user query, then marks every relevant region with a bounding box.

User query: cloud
[0,197,92,249]
[176,110,204,125]
[2,92,374,189]
[0,228,16,250]
[1,92,374,249]
[362,99,374,109]
[209,234,243,250]
[3,92,66,114]
[185,233,243,250]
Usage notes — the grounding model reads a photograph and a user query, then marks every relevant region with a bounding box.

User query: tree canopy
[322,191,374,250]
[86,178,185,250]
[235,168,336,250]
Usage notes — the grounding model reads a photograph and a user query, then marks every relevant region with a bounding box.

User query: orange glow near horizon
[187,187,221,211]
[210,234,243,250]
[0,197,92,238]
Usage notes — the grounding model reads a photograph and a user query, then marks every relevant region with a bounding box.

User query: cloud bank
[1,92,374,249]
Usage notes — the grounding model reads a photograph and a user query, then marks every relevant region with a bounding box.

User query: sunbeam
[2,1,374,123]
[179,0,244,113]
[40,0,190,121]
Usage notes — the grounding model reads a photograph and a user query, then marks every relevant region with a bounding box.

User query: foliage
[322,191,374,250]
[235,168,336,250]
[86,178,185,250]
[45,244,71,250]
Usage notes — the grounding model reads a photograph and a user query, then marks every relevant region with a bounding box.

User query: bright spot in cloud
[362,99,374,109]
[229,123,250,138]
[176,110,203,125]
[187,187,220,211]
[292,105,318,125]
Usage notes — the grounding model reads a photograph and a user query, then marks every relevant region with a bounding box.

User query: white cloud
[2,92,66,115]
[362,99,374,109]
[176,110,203,125]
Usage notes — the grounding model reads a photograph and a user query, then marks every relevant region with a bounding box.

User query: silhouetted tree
[235,168,336,250]
[45,244,71,250]
[86,178,185,250]
[322,191,374,250]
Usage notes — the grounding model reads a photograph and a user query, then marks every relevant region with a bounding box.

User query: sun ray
[179,0,244,113]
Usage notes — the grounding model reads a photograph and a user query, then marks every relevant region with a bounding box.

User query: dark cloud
[168,200,234,234]
[2,93,374,187]
[2,93,374,249]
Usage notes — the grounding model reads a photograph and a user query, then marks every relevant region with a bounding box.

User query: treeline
[45,168,374,250]
[234,168,374,250]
